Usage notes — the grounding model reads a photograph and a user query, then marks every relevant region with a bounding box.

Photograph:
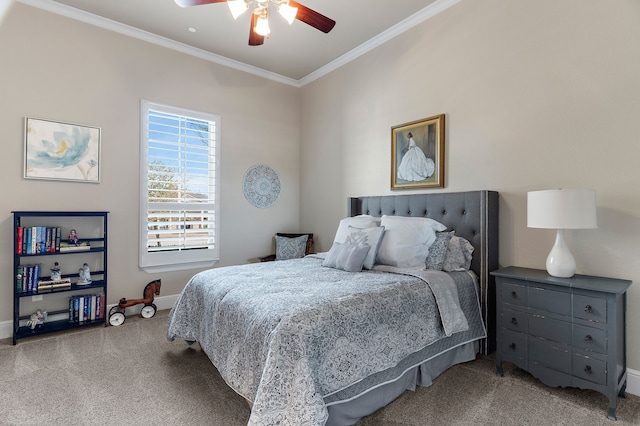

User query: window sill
[140,259,218,274]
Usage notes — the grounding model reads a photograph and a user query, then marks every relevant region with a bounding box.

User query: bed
[167,190,499,425]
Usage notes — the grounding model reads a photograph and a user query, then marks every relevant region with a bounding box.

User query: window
[139,100,220,272]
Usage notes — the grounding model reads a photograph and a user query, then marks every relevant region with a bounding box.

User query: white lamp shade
[527,189,597,230]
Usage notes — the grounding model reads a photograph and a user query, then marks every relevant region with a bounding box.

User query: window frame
[139,100,221,273]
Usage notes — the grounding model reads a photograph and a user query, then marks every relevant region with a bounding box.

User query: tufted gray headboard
[348,190,499,355]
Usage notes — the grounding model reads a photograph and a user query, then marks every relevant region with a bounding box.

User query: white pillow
[343,225,385,269]
[333,215,381,244]
[376,216,446,269]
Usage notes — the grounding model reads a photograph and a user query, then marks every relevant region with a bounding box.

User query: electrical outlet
[32,295,43,302]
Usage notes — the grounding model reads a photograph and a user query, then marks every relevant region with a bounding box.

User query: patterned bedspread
[167,256,478,425]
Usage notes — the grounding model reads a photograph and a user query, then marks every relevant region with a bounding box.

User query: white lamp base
[545,229,576,278]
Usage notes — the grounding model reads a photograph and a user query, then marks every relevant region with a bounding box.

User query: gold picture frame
[391,114,445,190]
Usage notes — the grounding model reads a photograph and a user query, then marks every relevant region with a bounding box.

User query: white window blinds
[140,101,220,272]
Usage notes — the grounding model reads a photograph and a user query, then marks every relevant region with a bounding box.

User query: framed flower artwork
[24,117,101,183]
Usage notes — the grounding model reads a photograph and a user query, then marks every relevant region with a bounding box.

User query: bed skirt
[325,340,479,425]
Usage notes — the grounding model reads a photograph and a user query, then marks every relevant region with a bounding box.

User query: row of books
[17,264,80,293]
[15,226,91,255]
[16,226,61,254]
[70,294,105,323]
[16,264,43,293]
[37,278,72,291]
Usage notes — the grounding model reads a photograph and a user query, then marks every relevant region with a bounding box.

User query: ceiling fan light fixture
[254,9,271,36]
[228,0,249,19]
[278,3,298,25]
[177,0,335,45]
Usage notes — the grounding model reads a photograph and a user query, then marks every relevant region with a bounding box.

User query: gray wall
[300,0,640,369]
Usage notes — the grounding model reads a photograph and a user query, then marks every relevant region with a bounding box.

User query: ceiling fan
[174,0,336,46]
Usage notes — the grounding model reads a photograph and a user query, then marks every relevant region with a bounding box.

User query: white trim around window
[139,100,220,272]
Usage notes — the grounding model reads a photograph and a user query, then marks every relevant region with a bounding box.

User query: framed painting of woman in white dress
[391,114,445,189]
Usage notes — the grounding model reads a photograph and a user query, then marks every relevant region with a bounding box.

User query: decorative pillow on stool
[275,234,309,260]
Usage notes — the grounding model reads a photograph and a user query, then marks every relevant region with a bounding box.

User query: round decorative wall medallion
[242,164,281,208]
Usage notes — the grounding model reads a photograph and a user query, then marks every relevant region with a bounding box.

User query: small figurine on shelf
[26,310,47,330]
[78,263,92,285]
[68,229,79,246]
[50,262,61,281]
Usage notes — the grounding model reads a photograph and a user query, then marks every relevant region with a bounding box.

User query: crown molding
[16,0,459,88]
[299,0,461,86]
[16,0,299,86]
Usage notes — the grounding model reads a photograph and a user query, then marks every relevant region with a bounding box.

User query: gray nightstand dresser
[491,266,632,420]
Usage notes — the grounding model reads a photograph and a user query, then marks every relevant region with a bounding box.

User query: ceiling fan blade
[249,13,265,46]
[174,0,228,7]
[289,0,335,33]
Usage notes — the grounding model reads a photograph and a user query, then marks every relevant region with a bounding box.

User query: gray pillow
[425,231,454,270]
[343,225,385,269]
[275,234,309,260]
[322,242,370,272]
[442,236,474,272]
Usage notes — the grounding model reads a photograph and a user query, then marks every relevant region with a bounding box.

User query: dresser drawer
[572,354,606,385]
[500,328,527,359]
[529,337,571,373]
[573,295,607,324]
[528,315,571,343]
[501,308,527,333]
[528,287,571,316]
[501,282,527,307]
[572,324,607,354]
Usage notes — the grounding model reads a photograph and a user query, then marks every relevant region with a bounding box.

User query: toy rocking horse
[108,279,161,326]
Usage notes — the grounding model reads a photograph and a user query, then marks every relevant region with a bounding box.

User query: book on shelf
[31,226,37,253]
[16,265,23,293]
[25,227,32,254]
[54,227,61,252]
[59,241,91,252]
[16,227,24,254]
[38,226,46,253]
[37,278,72,291]
[45,227,52,252]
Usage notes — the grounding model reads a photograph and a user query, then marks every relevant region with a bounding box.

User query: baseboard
[2,293,640,398]
[0,293,179,341]
[627,367,640,397]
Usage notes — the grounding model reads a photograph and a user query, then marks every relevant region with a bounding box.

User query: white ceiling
[18,0,457,86]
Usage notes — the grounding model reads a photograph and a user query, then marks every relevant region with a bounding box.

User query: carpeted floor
[1,309,639,425]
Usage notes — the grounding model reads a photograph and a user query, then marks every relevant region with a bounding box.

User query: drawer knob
[584,305,593,313]
[511,317,518,326]
[510,291,517,299]
[585,334,593,343]
[509,343,516,351]
[584,365,592,374]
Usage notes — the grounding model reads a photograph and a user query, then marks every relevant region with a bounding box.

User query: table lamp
[527,189,597,278]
